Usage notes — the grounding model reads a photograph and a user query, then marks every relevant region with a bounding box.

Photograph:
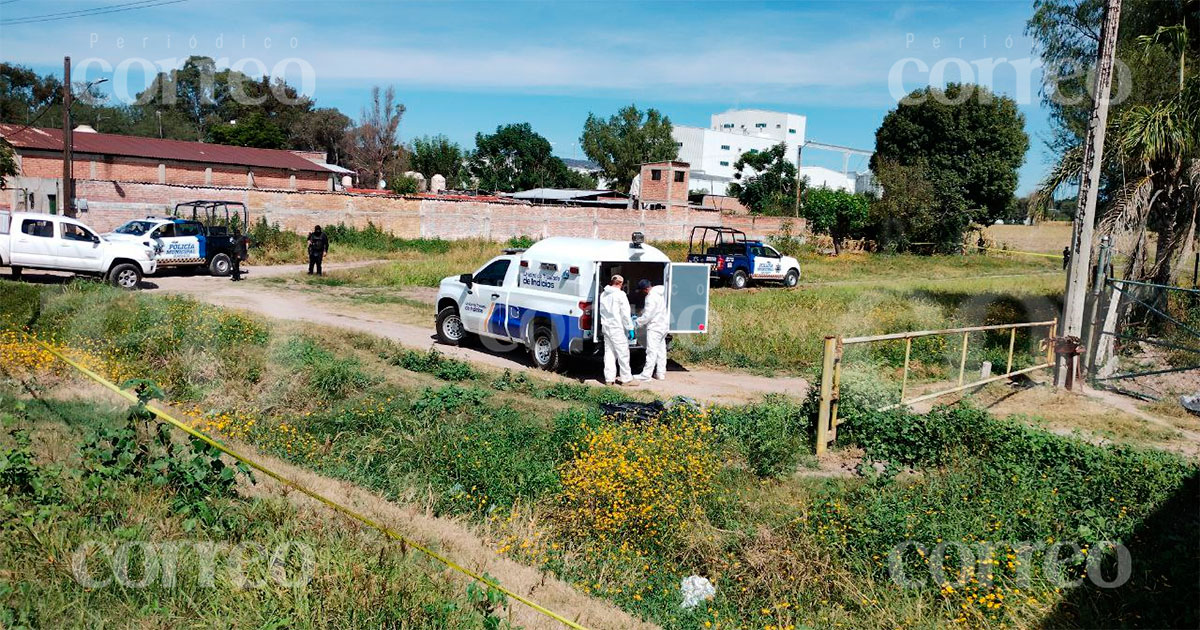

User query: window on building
[674,171,685,183]
[788,128,797,134]
[651,169,662,181]
[21,219,54,238]
[719,161,730,167]
[722,123,734,128]
[473,259,511,287]
[720,144,730,150]
[749,149,759,154]
[776,124,782,128]
[61,223,96,242]
[755,123,767,128]
[675,141,683,148]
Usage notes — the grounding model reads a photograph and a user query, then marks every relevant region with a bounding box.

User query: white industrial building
[672,108,873,196]
[673,109,806,195]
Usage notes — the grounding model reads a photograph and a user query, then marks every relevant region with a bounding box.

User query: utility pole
[62,56,75,218]
[794,143,803,217]
[1057,0,1122,388]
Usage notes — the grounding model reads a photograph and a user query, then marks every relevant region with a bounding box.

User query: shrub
[712,395,809,478]
[283,337,375,402]
[505,235,537,249]
[558,405,716,548]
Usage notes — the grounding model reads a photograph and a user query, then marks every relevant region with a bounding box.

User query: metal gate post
[816,336,838,455]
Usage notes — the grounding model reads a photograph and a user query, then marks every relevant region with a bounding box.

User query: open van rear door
[667,263,709,334]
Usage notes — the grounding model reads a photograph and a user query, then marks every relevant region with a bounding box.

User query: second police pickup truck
[104,200,251,276]
[686,226,801,289]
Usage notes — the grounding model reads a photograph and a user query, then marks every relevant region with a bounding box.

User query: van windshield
[114,220,156,236]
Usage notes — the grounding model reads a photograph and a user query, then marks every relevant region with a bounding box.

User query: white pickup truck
[0,211,158,289]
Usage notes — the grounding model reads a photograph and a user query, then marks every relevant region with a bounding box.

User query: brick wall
[67,179,804,242]
[17,150,329,191]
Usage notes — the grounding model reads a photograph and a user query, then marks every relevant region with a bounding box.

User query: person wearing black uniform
[307,225,329,275]
[230,227,247,281]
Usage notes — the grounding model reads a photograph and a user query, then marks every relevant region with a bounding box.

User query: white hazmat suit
[598,284,634,384]
[636,285,669,380]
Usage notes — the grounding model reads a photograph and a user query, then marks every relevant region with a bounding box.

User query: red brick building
[0,124,338,213]
[635,160,690,211]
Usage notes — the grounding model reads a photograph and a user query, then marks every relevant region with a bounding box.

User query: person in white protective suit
[634,279,668,381]
[598,274,637,385]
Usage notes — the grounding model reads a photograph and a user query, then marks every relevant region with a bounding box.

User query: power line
[1,0,188,25]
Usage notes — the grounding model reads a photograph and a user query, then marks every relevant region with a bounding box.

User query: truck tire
[730,269,749,289]
[783,269,799,287]
[108,263,142,290]
[528,324,562,372]
[436,306,468,346]
[209,253,232,276]
[9,266,22,281]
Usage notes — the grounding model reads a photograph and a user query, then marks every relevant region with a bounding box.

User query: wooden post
[830,338,843,440]
[900,337,913,402]
[958,331,969,385]
[1047,321,1058,364]
[1006,327,1017,374]
[816,336,837,456]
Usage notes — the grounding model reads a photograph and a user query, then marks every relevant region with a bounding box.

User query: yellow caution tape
[973,245,1064,260]
[34,339,593,630]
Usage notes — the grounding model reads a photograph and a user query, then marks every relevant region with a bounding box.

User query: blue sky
[2,0,1057,193]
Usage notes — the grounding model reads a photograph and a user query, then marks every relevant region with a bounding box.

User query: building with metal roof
[0,124,341,213]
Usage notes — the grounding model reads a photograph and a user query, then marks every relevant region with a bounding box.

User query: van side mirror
[459,273,473,287]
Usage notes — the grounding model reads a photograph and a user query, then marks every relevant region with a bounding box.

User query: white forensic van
[0,211,158,289]
[435,233,710,371]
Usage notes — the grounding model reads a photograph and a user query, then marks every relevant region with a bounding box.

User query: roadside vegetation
[265,236,1062,374]
[2,279,1195,629]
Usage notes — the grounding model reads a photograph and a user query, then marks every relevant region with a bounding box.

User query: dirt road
[133,263,809,405]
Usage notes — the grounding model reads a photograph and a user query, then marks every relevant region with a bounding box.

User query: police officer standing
[230,226,247,282]
[307,225,329,275]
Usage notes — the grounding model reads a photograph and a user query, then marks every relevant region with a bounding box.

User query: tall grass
[249,219,451,265]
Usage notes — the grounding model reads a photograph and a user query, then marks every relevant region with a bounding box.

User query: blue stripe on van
[503,305,584,351]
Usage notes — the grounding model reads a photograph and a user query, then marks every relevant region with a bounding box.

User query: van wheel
[730,270,749,289]
[108,263,142,290]
[436,306,468,346]
[783,269,799,287]
[209,254,232,276]
[528,325,562,372]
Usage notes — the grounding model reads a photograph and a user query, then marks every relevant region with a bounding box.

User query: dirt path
[144,266,807,406]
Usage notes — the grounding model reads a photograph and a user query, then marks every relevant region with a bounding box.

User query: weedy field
[2,280,1196,630]
[269,236,1064,374]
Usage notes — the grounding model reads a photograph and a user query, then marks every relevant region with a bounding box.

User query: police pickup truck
[435,233,710,371]
[105,201,250,276]
[0,211,157,289]
[686,226,800,289]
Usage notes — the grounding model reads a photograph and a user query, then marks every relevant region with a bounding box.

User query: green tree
[802,187,870,255]
[0,140,16,188]
[871,83,1029,252]
[727,143,801,216]
[1030,2,1199,283]
[410,134,465,187]
[207,111,286,148]
[580,104,677,193]
[869,159,941,252]
[467,123,584,192]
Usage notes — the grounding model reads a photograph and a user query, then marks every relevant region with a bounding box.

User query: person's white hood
[599,285,633,331]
